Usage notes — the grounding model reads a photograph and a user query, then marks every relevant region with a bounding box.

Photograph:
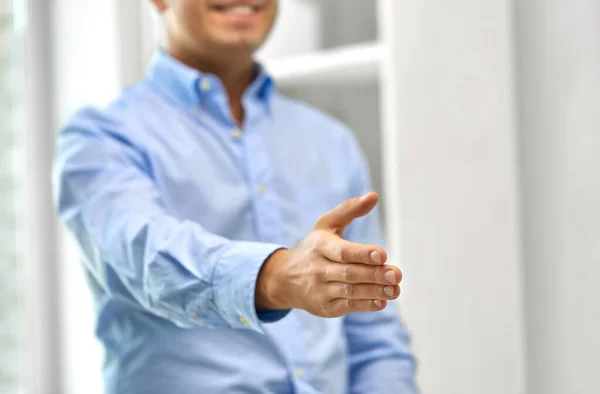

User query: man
[53,0,417,393]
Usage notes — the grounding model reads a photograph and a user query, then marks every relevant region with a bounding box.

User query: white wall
[48,2,600,394]
[515,1,600,393]
[51,1,136,393]
[379,1,526,393]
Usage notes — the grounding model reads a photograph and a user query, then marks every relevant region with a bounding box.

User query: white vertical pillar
[51,1,119,391]
[51,1,146,393]
[379,1,526,393]
[515,1,600,393]
[22,0,62,392]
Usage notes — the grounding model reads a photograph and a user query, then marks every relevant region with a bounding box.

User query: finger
[328,282,400,300]
[325,263,401,285]
[317,235,386,265]
[330,298,387,315]
[315,192,379,230]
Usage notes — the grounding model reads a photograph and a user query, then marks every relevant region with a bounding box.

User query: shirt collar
[146,50,275,111]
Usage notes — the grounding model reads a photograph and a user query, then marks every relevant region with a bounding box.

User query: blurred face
[154,0,277,55]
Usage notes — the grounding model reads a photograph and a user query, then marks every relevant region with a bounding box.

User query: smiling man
[53,1,417,393]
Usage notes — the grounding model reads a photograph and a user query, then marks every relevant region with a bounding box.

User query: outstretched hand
[256,192,402,317]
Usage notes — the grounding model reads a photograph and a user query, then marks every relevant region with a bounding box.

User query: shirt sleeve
[342,132,419,394]
[53,108,289,332]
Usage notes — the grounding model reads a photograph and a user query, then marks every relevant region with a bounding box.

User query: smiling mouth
[212,5,261,15]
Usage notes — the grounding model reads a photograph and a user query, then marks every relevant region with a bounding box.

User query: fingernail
[385,270,397,284]
[359,193,370,201]
[383,286,394,297]
[373,300,382,308]
[370,251,381,264]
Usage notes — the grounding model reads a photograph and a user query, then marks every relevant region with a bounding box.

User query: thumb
[315,192,379,231]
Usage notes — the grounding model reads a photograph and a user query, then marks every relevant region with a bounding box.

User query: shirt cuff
[212,242,290,332]
[257,309,290,323]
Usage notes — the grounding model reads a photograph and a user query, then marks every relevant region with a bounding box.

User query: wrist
[256,248,292,311]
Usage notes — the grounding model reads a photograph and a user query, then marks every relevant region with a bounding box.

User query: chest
[140,107,351,245]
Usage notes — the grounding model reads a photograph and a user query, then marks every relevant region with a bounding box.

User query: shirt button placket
[231,127,242,141]
[199,77,211,92]
[257,184,267,196]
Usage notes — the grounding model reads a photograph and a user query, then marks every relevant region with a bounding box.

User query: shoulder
[60,83,159,145]
[54,85,159,178]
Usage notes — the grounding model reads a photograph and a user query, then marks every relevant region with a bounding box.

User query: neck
[167,42,255,125]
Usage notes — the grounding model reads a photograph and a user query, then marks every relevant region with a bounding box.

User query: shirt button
[199,78,211,92]
[239,316,249,326]
[257,185,267,195]
[188,108,197,116]
[231,127,242,140]
[190,316,199,322]
[294,367,304,378]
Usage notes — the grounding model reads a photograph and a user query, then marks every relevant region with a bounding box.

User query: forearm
[66,205,286,331]
[55,115,289,332]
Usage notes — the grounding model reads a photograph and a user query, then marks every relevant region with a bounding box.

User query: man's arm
[343,135,418,393]
[54,108,399,334]
[54,108,289,331]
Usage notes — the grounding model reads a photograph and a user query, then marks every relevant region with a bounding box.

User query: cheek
[180,7,211,42]
[264,1,278,29]
[262,9,277,34]
[247,9,276,43]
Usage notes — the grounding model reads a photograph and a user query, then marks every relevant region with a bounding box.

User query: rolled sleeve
[212,242,290,332]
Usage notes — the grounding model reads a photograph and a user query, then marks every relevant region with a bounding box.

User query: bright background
[1,1,599,393]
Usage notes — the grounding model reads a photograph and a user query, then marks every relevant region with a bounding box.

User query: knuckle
[340,265,350,281]
[340,199,352,211]
[345,299,354,311]
[332,246,343,261]
[323,302,336,318]
[322,300,339,318]
[368,267,378,282]
[320,263,332,281]
[359,247,369,263]
[358,299,372,311]
[369,285,379,297]
[338,201,352,215]
[314,264,327,280]
[342,283,354,297]
[347,299,358,311]
[315,213,328,227]
[338,246,348,262]
[344,266,356,282]
[361,299,374,310]
[319,300,333,317]
[312,233,328,251]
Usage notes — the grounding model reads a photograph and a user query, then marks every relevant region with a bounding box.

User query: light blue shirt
[53,51,417,394]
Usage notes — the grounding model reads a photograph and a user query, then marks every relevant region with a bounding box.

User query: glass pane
[0,0,22,392]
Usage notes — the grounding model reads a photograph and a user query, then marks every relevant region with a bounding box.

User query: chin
[216,34,263,51]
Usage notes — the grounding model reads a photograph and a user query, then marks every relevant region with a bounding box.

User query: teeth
[225,5,255,14]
